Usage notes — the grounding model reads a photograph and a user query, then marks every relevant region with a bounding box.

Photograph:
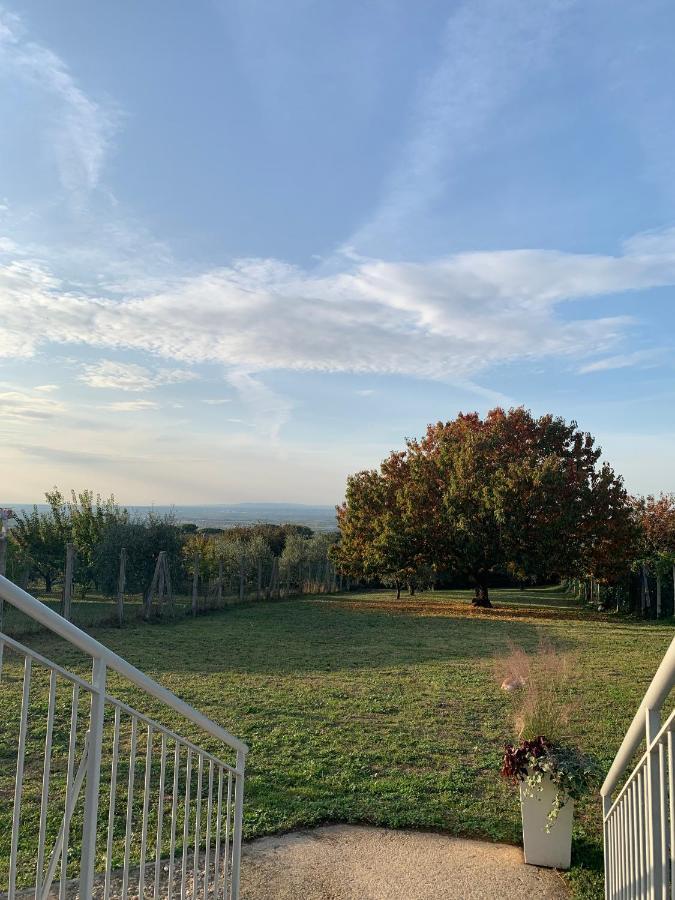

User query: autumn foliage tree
[335,408,637,607]
[632,494,675,604]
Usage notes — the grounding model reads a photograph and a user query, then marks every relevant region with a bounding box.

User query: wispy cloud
[0,6,116,193]
[0,388,65,421]
[225,370,293,442]
[348,0,572,252]
[106,399,159,412]
[201,398,233,406]
[578,349,662,374]
[80,359,197,392]
[34,383,59,393]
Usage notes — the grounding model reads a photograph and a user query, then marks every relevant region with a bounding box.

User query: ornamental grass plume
[495,636,574,745]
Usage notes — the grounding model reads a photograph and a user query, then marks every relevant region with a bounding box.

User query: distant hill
[2,502,338,532]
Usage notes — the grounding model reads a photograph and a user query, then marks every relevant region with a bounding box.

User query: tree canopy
[335,408,637,606]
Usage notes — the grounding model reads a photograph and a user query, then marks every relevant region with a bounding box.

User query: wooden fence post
[192,553,200,617]
[117,547,126,627]
[157,551,166,618]
[641,565,650,616]
[62,543,75,621]
[145,553,162,621]
[163,552,173,616]
[657,572,662,618]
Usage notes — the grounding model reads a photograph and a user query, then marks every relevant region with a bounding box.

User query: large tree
[336,408,636,607]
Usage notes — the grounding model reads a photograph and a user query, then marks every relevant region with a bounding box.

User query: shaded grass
[1,587,672,898]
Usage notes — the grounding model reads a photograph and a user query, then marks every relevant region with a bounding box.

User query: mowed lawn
[1,587,673,898]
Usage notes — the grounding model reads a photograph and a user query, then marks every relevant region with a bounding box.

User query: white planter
[520,775,573,869]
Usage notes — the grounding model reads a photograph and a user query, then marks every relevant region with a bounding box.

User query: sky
[1,0,675,505]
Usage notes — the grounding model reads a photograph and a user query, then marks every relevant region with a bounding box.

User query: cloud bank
[1,232,675,381]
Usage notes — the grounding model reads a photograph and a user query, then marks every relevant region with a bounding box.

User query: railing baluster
[633,779,641,900]
[104,706,121,900]
[9,655,32,898]
[618,802,627,900]
[606,814,613,899]
[139,724,154,898]
[627,783,635,898]
[154,733,168,899]
[60,682,80,899]
[181,748,193,900]
[35,669,57,899]
[660,740,668,898]
[214,767,224,900]
[637,771,645,898]
[615,812,621,900]
[205,758,214,898]
[624,797,631,899]
[79,657,107,899]
[224,770,233,900]
[669,731,675,900]
[168,742,181,899]
[230,752,246,900]
[122,716,138,900]
[194,752,204,894]
[643,768,651,898]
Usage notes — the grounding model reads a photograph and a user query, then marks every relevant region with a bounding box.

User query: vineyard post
[117,547,126,627]
[192,553,200,617]
[62,542,75,621]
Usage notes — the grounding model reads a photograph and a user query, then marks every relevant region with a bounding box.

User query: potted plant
[497,640,599,869]
[501,735,597,868]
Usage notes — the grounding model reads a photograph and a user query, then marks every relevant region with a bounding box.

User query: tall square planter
[520,775,573,869]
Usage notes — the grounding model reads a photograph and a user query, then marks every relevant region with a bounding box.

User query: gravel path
[239,825,570,900]
[21,825,569,899]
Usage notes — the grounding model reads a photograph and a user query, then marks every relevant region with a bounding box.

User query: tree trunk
[472,574,492,608]
[395,580,401,600]
[408,580,416,596]
[45,571,53,594]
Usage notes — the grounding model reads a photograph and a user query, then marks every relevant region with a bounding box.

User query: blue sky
[1,0,674,504]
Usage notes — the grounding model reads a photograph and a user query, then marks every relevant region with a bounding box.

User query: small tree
[10,503,67,592]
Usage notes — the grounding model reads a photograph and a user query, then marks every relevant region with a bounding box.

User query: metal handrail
[0,573,247,899]
[601,634,675,801]
[0,574,248,757]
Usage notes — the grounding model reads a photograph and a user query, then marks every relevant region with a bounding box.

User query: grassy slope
[1,587,672,898]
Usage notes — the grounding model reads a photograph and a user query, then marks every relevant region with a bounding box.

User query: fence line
[2,542,344,637]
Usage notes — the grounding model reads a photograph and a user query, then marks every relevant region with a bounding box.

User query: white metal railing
[0,574,248,899]
[601,635,675,899]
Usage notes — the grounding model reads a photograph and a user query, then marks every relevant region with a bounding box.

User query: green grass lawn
[1,586,672,898]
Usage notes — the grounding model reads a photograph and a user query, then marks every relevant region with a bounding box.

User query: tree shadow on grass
[59,598,578,677]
